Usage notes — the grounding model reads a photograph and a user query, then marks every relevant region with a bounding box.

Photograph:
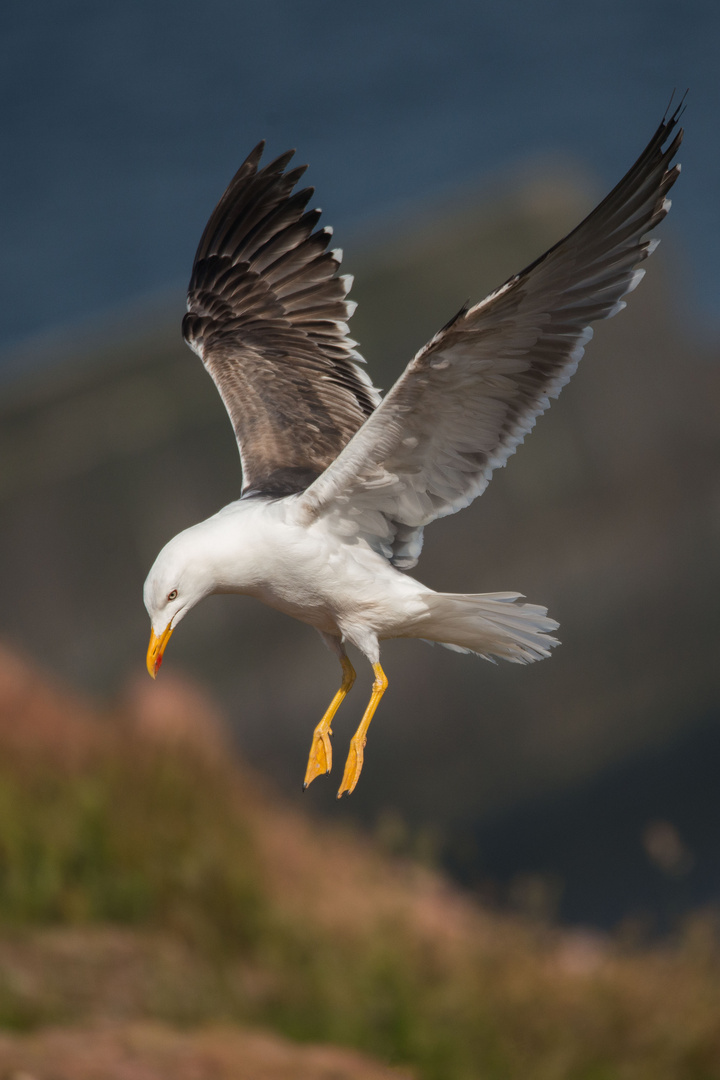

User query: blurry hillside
[0,642,719,1079]
[0,163,718,923]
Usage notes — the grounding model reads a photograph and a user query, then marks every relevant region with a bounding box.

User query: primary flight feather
[145,106,683,796]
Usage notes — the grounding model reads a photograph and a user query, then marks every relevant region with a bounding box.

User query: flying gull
[144,105,682,797]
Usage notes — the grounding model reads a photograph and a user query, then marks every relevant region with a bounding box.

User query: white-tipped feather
[624,267,646,293]
[299,111,683,566]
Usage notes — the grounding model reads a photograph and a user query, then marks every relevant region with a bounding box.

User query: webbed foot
[304,723,333,788]
[302,654,356,791]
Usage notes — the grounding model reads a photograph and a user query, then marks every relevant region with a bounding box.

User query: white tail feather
[410,591,560,664]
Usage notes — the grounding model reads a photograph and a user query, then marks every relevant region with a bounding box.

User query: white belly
[224,499,428,639]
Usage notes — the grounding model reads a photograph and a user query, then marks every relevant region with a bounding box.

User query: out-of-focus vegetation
[0,645,720,1079]
[0,741,262,943]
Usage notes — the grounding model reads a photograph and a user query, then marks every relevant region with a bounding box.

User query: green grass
[0,743,262,948]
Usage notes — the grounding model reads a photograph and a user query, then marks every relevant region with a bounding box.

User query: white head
[143,524,218,678]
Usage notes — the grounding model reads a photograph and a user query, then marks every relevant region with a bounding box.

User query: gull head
[143,524,218,678]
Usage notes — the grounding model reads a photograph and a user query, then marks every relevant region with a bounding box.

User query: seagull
[144,105,682,797]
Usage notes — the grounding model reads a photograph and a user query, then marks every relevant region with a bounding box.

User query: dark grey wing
[182,142,380,497]
[297,107,683,567]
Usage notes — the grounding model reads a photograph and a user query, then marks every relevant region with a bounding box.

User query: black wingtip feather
[663,88,689,125]
[243,140,266,168]
[184,140,381,494]
[261,148,297,176]
[439,300,470,334]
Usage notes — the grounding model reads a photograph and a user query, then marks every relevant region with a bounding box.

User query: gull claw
[303,725,333,789]
[337,735,365,798]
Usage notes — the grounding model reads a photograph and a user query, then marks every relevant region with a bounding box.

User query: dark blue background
[1,0,716,363]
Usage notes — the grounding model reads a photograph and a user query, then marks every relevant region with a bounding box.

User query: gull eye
[167,589,178,602]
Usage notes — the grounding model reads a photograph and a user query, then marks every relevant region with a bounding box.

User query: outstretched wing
[296,107,683,568]
[183,142,380,498]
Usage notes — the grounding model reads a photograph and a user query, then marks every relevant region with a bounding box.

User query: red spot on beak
[147,623,173,679]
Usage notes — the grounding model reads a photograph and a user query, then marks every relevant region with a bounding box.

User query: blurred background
[0,2,719,1076]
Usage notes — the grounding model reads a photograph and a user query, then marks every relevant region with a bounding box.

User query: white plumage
[144,105,683,796]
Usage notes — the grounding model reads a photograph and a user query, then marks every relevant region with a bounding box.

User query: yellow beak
[146,622,174,678]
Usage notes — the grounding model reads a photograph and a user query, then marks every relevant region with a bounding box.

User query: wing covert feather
[297,107,683,565]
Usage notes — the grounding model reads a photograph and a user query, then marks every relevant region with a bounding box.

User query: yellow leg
[337,662,388,798]
[303,655,356,789]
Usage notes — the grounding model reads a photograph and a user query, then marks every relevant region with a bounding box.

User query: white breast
[213,497,430,639]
